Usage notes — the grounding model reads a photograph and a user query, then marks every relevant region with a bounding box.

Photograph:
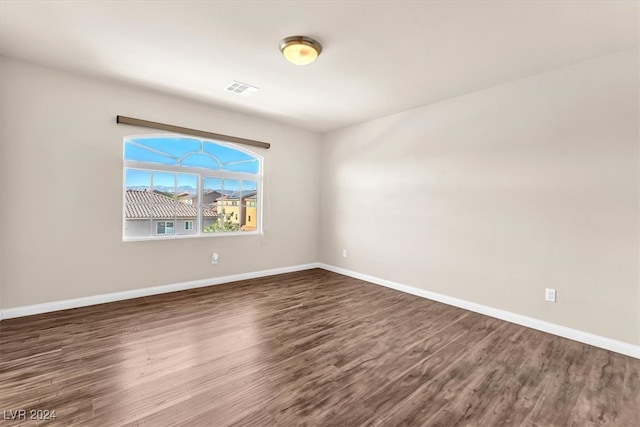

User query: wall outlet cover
[545,288,556,303]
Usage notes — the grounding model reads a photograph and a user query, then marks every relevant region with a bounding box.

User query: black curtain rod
[116,115,270,149]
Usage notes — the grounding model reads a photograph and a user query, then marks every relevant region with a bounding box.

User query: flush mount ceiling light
[279,36,322,66]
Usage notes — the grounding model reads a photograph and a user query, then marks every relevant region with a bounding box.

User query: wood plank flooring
[0,268,638,426]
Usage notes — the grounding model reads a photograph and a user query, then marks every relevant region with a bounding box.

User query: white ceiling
[1,1,637,133]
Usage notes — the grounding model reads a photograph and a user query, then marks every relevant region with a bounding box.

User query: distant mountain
[125,186,255,197]
[126,185,197,194]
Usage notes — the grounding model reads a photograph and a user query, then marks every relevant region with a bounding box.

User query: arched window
[123,134,262,240]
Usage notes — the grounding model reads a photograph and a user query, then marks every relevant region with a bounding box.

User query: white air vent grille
[225,81,259,97]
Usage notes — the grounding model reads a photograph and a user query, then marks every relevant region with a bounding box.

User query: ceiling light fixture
[279,36,322,66]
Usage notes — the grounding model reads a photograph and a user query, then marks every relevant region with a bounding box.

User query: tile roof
[216,190,258,201]
[125,190,217,219]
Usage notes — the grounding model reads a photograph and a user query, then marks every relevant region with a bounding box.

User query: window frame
[122,134,263,242]
[156,221,175,236]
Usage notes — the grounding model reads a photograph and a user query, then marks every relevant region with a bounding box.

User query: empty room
[0,1,638,426]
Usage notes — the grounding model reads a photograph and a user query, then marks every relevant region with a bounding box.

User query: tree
[204,217,240,233]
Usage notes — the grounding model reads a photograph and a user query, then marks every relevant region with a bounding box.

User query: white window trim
[122,134,264,242]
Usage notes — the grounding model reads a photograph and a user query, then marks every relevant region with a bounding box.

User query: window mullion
[173,172,178,236]
[197,174,203,236]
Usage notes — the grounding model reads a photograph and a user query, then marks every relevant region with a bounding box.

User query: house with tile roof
[242,194,257,231]
[124,190,218,237]
[215,191,258,231]
[185,190,223,206]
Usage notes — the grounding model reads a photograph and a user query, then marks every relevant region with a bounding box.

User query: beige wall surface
[320,49,639,345]
[1,50,638,348]
[0,57,321,309]
[0,60,4,313]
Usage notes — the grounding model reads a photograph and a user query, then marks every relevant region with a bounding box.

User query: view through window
[123,135,262,240]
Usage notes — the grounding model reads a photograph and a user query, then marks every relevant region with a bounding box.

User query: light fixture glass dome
[279,36,322,66]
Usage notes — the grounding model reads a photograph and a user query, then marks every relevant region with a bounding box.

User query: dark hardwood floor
[0,269,638,426]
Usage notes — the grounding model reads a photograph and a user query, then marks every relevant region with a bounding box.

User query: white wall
[0,57,321,309]
[320,49,639,346]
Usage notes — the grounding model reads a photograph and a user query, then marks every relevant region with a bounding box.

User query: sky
[124,136,260,174]
[124,136,259,192]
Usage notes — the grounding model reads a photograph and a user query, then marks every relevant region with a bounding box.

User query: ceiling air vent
[225,81,259,97]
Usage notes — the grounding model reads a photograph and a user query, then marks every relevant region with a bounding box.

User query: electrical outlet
[545,288,556,303]
[342,249,348,258]
[211,252,219,265]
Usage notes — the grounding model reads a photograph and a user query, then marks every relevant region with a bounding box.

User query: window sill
[122,231,262,242]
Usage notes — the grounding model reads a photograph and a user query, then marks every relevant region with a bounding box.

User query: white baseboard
[0,263,321,320]
[2,261,637,359]
[318,263,640,359]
